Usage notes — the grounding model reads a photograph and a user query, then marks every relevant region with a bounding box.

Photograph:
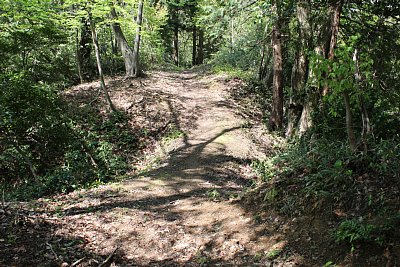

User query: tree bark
[192,25,197,66]
[173,25,179,66]
[110,7,135,77]
[359,96,371,136]
[197,29,204,64]
[76,29,84,83]
[259,44,268,81]
[110,27,118,55]
[268,0,284,131]
[286,0,311,138]
[89,12,116,112]
[343,90,357,152]
[298,100,313,134]
[76,18,92,82]
[133,0,144,77]
[353,48,371,151]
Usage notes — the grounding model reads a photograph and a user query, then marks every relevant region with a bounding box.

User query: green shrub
[251,136,400,247]
[333,219,376,245]
[0,73,130,200]
[333,215,400,248]
[0,73,73,181]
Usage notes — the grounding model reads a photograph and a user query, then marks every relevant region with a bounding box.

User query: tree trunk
[133,0,144,77]
[110,7,135,77]
[88,12,116,112]
[298,100,313,134]
[359,94,370,150]
[298,1,336,135]
[197,29,204,65]
[76,18,92,82]
[286,0,311,138]
[360,96,371,137]
[259,23,271,81]
[259,45,267,81]
[322,0,344,96]
[230,20,235,53]
[353,48,371,150]
[173,26,179,66]
[75,29,84,83]
[268,1,284,131]
[192,25,197,66]
[111,27,118,55]
[343,91,357,152]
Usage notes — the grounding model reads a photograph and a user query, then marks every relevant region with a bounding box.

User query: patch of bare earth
[4,70,391,267]
[57,70,299,266]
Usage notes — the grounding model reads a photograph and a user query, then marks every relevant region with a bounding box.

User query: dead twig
[98,247,118,267]
[46,242,58,260]
[70,257,86,267]
[87,87,102,107]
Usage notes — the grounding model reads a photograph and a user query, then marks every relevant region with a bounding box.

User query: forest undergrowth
[235,76,400,266]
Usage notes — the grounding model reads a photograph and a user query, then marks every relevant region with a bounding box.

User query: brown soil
[0,70,396,266]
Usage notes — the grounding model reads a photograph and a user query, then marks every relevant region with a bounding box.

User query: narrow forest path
[2,71,303,266]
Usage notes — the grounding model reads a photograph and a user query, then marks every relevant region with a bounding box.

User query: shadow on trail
[62,123,253,216]
[63,188,209,216]
[141,124,253,188]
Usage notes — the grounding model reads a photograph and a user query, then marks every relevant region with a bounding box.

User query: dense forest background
[1,0,400,261]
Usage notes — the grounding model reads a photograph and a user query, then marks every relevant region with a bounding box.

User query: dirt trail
[2,71,301,266]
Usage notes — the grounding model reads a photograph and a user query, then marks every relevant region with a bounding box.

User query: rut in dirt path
[33,71,300,266]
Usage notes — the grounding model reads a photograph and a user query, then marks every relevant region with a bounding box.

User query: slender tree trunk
[77,18,92,82]
[133,0,144,77]
[75,29,84,83]
[88,12,116,112]
[259,23,271,81]
[197,29,204,65]
[173,26,179,66]
[286,0,311,138]
[268,1,284,131]
[327,0,343,60]
[110,28,117,55]
[230,20,235,53]
[322,0,344,96]
[259,46,267,80]
[343,91,357,152]
[359,96,371,138]
[359,94,370,149]
[109,28,117,75]
[353,48,371,151]
[192,25,197,66]
[353,48,371,139]
[110,7,135,77]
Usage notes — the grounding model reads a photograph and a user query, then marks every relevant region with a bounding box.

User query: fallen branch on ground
[98,247,118,267]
